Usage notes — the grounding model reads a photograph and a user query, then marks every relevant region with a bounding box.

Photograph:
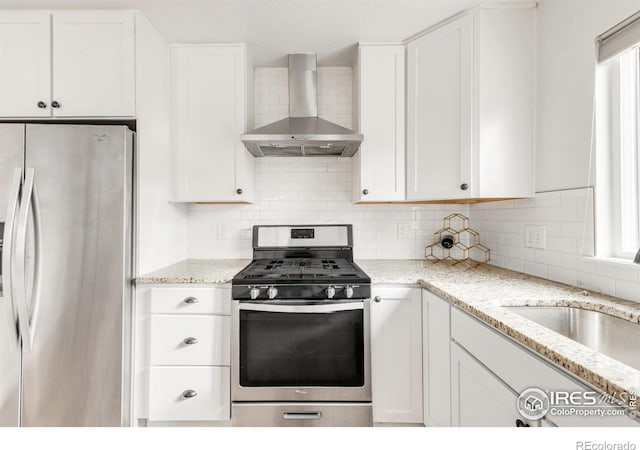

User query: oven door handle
[239,302,364,313]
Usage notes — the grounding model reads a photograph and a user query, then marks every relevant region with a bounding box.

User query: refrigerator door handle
[15,168,41,352]
[2,168,23,345]
[28,172,42,350]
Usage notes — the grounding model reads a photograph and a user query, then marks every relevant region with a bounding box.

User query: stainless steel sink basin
[506,306,640,371]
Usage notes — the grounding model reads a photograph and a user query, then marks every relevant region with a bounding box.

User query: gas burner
[232,225,371,301]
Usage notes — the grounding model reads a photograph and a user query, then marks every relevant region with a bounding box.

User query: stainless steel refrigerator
[0,124,133,426]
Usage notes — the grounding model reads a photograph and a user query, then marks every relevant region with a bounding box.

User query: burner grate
[262,258,342,271]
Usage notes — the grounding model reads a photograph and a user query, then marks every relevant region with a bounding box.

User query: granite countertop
[136,258,640,411]
[136,259,251,284]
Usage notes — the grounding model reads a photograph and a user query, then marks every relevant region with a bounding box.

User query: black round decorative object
[441,235,455,249]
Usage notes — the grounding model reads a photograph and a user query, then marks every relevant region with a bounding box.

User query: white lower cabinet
[450,306,639,427]
[371,287,423,423]
[422,290,451,426]
[148,367,230,421]
[134,285,232,425]
[451,343,534,427]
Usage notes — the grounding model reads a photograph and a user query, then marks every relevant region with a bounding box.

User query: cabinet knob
[183,337,199,345]
[362,189,369,195]
[182,390,198,399]
[236,188,243,195]
[183,296,199,304]
[374,296,382,303]
[460,183,469,191]
[515,419,530,427]
[37,101,47,109]
[51,101,60,108]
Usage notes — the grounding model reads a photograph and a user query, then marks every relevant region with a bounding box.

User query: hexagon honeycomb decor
[425,213,490,266]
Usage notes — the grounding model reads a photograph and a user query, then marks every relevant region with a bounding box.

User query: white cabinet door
[406,14,473,201]
[171,45,254,203]
[422,290,451,426]
[52,12,135,117]
[371,287,423,423]
[0,12,51,117]
[451,342,533,427]
[353,44,405,202]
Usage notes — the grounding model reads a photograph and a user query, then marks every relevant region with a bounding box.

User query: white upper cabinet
[52,12,135,117]
[407,6,535,201]
[170,44,255,203]
[370,287,423,423]
[0,10,135,118]
[407,14,473,201]
[353,44,405,202]
[0,12,51,117]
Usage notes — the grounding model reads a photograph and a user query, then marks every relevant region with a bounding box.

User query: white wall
[135,14,188,275]
[187,66,471,259]
[536,0,640,192]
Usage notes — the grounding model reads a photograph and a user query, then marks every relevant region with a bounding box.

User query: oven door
[232,300,371,402]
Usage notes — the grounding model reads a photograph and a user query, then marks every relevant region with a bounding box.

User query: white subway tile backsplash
[615,279,640,303]
[523,261,548,279]
[577,271,615,296]
[471,187,640,304]
[546,266,579,286]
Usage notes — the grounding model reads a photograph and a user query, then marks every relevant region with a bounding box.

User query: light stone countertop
[136,258,640,412]
[135,259,251,284]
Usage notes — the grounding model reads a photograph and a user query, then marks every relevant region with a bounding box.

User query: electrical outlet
[525,225,546,249]
[397,223,410,240]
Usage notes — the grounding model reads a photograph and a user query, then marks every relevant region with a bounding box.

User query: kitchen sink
[506,306,640,371]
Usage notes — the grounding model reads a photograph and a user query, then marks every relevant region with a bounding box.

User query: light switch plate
[525,225,546,249]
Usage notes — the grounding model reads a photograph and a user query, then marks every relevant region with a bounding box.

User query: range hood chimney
[241,54,363,157]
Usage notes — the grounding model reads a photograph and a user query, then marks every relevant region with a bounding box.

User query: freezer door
[0,124,24,427]
[21,124,133,426]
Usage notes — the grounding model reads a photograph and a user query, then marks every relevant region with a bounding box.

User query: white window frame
[600,47,640,260]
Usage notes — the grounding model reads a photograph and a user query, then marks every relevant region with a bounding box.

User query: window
[597,46,640,259]
[614,47,639,258]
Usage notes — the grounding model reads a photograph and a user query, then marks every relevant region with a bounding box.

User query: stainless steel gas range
[231,224,372,427]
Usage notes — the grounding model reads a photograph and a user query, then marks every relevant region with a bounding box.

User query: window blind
[597,10,640,63]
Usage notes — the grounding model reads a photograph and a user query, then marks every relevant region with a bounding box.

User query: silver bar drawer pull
[183,297,199,304]
[282,411,322,420]
[183,337,198,345]
[182,390,198,399]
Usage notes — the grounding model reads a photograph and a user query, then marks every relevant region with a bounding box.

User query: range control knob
[326,286,336,299]
[267,286,278,300]
[345,286,354,299]
[250,287,260,300]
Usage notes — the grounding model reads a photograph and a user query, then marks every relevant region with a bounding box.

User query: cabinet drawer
[150,288,231,315]
[150,316,230,366]
[148,367,230,421]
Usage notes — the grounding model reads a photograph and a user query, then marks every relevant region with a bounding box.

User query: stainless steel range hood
[241,54,363,157]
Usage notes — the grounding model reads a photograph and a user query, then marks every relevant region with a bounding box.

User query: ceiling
[1,0,537,66]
